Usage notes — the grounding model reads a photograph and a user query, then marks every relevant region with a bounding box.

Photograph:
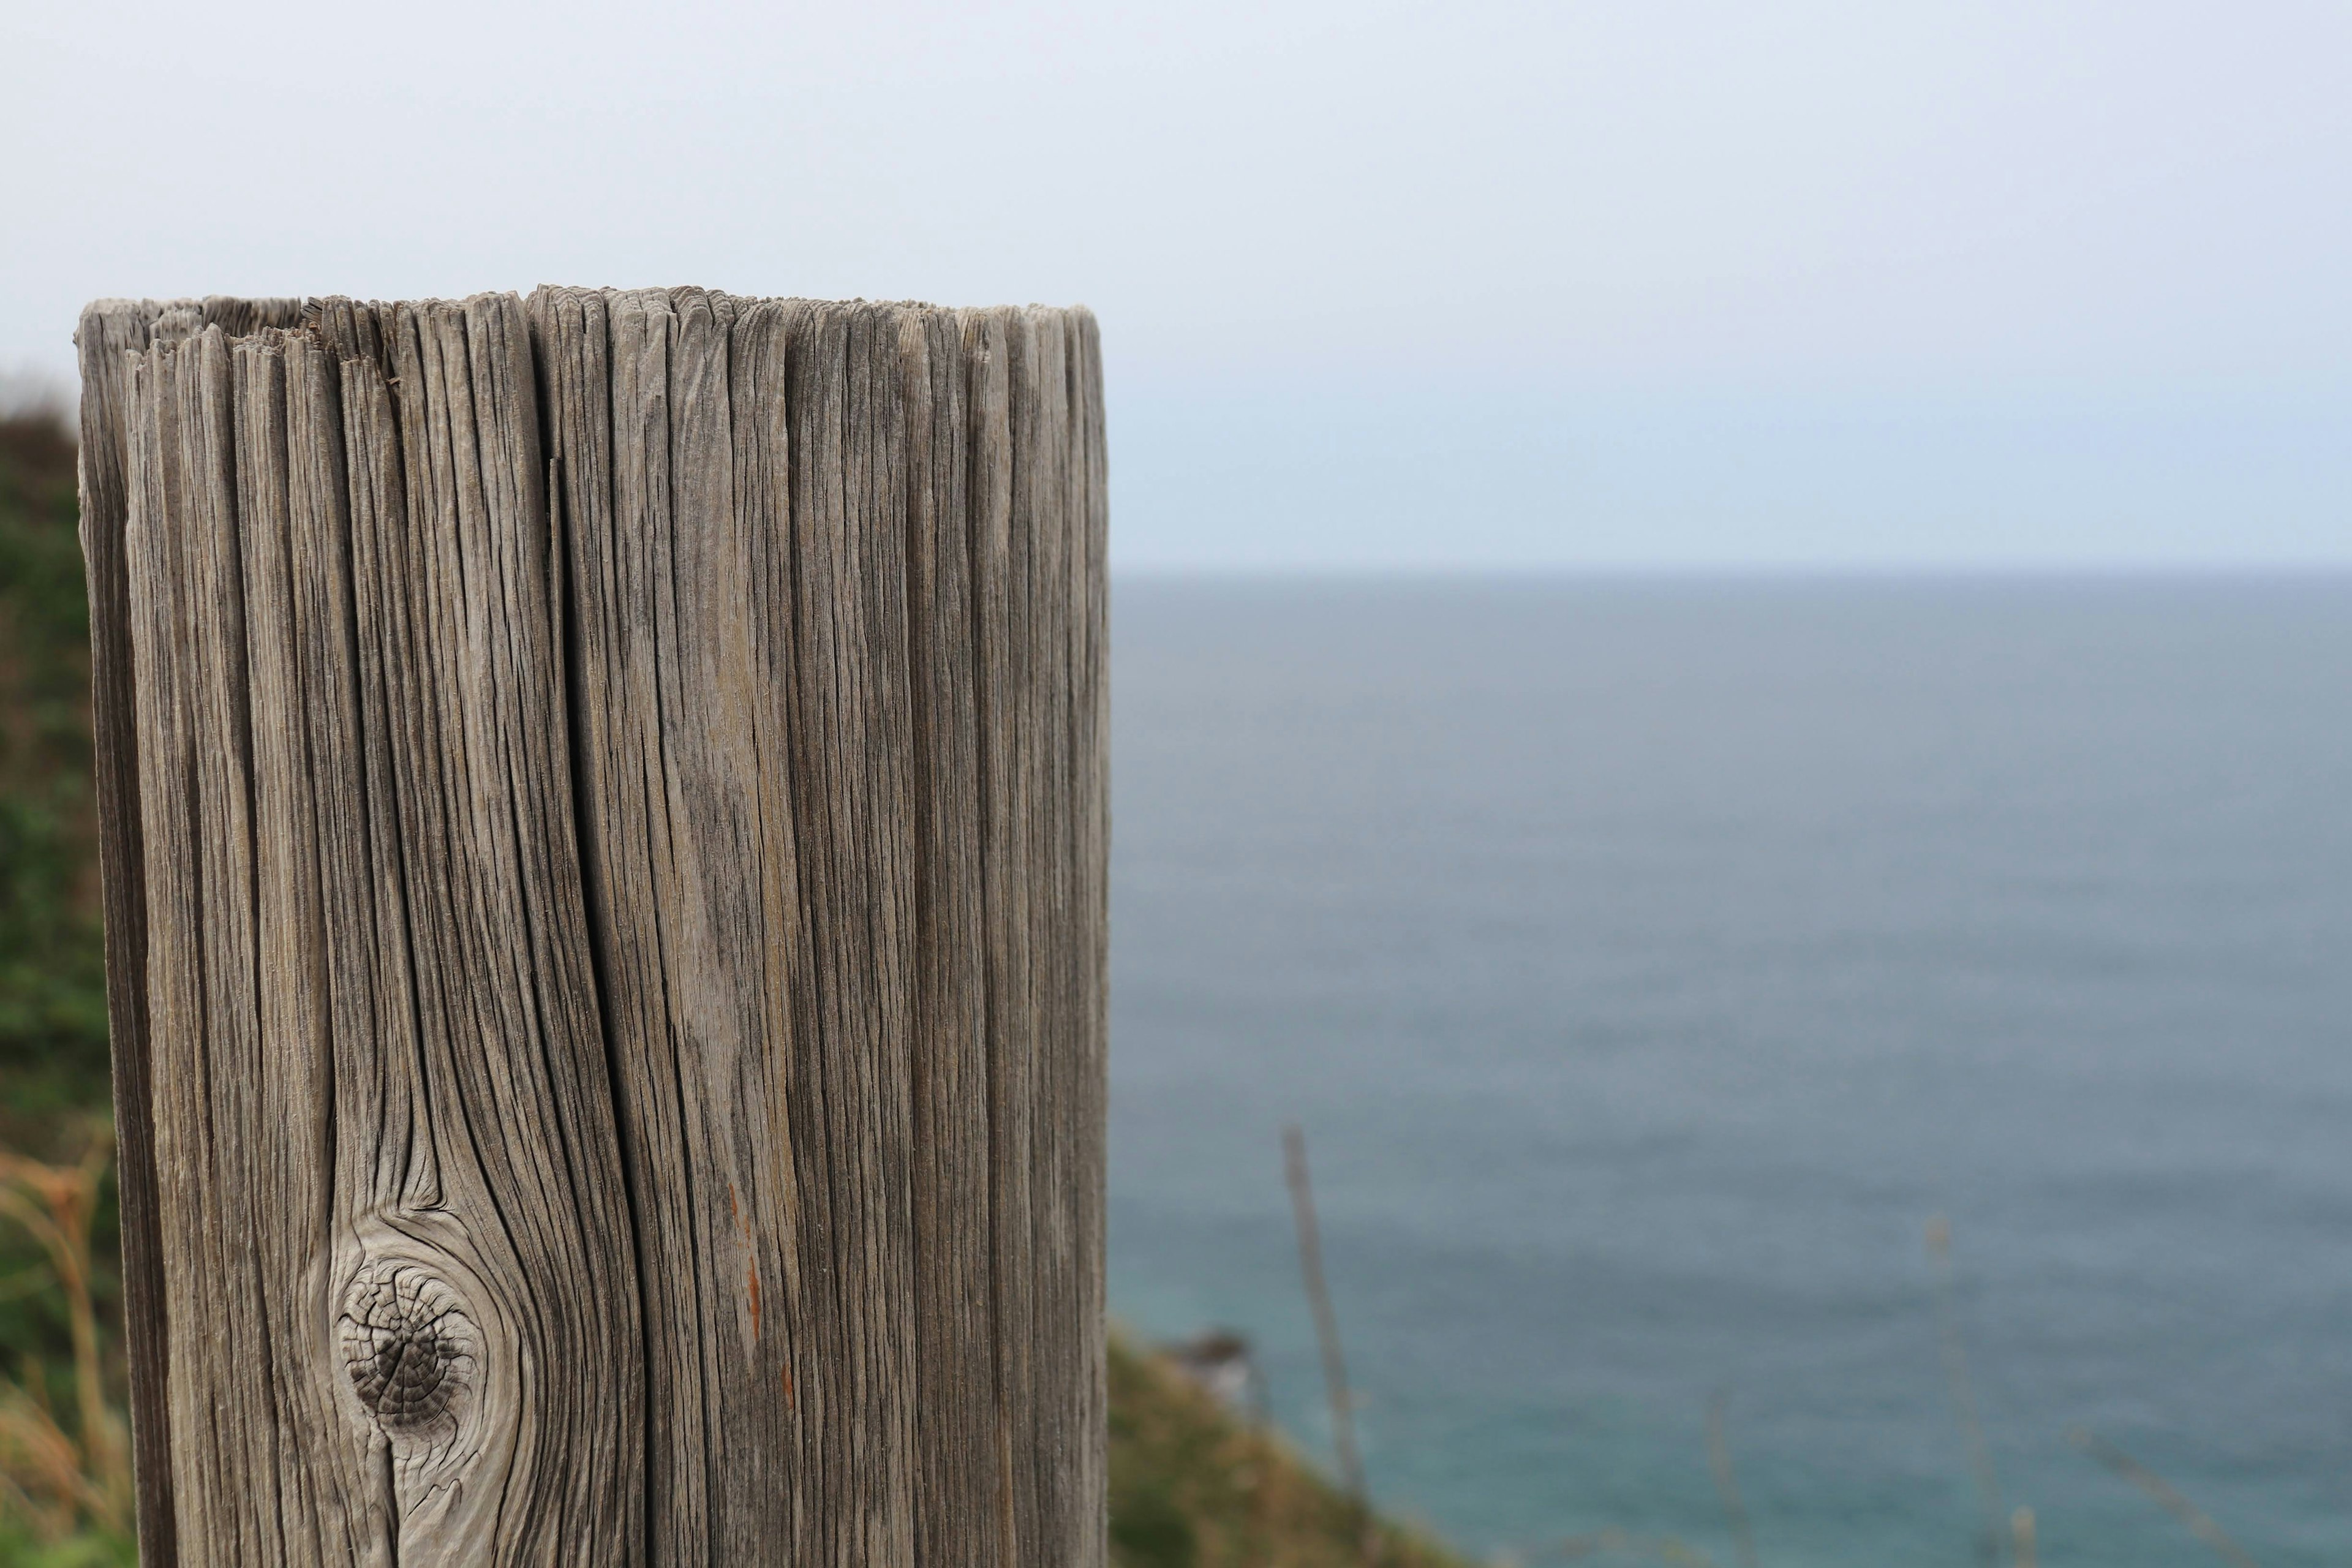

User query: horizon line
[1107,560,2352,582]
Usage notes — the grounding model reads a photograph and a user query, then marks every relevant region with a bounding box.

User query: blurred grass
[0,406,1469,1566]
[0,1131,130,1561]
[1110,1329,1469,1568]
[0,410,111,1150]
[0,410,131,1562]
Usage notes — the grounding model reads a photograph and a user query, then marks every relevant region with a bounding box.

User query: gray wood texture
[78,289,1107,1566]
[77,296,307,1565]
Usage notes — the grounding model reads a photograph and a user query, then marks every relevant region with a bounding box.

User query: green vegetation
[0,412,111,1148]
[0,410,1467,1566]
[0,410,130,1562]
[1109,1332,1469,1568]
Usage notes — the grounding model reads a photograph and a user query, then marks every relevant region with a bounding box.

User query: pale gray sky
[5,0,2345,568]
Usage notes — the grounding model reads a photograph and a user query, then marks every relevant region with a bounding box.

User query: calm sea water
[1106,577,2352,1567]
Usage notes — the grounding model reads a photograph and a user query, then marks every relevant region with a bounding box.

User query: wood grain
[77,296,305,1567]
[81,288,1107,1564]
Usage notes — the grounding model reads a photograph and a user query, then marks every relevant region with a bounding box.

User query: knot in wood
[339,1263,475,1437]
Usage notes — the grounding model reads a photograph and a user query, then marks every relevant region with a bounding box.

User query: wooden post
[75,289,1108,1566]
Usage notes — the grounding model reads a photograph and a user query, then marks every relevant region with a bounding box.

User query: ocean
[1105,576,2352,1567]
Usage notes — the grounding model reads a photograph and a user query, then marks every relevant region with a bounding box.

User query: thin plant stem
[2068,1426,2259,1568]
[0,1126,129,1533]
[1283,1123,1373,1562]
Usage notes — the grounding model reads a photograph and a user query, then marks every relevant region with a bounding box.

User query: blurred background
[4,2,2349,1563]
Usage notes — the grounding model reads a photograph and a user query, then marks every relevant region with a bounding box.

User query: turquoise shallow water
[1106,577,2352,1567]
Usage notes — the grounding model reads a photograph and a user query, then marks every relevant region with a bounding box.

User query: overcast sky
[4,0,2345,569]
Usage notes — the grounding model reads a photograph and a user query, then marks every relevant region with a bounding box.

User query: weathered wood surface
[76,296,307,1567]
[78,288,1108,1566]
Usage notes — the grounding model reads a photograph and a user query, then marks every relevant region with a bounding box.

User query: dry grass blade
[1284,1122,1375,1562]
[0,1128,129,1539]
[0,1379,113,1528]
[2010,1506,2035,1568]
[2067,1425,2259,1568]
